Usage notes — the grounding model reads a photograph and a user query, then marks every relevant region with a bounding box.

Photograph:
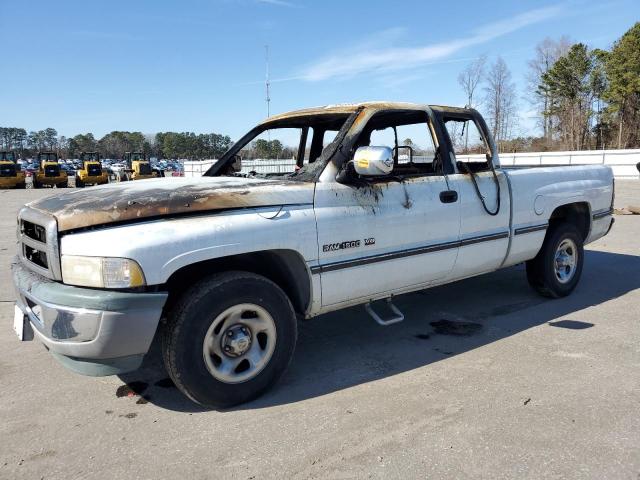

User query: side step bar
[364,298,404,326]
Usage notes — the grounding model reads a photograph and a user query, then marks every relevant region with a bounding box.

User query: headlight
[61,255,146,288]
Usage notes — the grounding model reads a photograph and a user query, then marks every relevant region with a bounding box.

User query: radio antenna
[265,45,271,119]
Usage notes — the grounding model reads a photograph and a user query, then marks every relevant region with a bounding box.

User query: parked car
[12,102,614,408]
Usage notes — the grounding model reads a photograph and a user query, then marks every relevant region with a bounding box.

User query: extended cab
[12,102,614,407]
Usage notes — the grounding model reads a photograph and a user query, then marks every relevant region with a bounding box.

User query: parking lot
[0,181,639,479]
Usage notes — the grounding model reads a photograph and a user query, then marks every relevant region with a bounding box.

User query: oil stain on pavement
[430,319,483,336]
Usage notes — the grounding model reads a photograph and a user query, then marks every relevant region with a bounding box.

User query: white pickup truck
[12,102,614,407]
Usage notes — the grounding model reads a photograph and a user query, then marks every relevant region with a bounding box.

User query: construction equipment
[75,152,108,187]
[0,151,26,189]
[122,152,154,181]
[33,152,69,189]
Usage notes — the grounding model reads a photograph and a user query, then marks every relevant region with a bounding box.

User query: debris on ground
[614,206,640,215]
[115,381,148,398]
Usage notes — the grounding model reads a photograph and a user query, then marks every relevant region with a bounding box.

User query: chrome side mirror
[353,146,393,176]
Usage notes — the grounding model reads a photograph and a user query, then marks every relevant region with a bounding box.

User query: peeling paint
[28,177,314,231]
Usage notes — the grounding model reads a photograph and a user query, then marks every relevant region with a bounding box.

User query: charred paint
[27,177,315,231]
[26,103,471,232]
[401,183,413,209]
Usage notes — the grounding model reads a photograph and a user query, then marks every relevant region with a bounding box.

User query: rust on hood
[28,177,315,231]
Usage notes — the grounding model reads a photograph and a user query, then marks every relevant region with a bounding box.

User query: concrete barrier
[183,158,297,177]
[185,150,640,179]
[183,159,216,177]
[458,149,640,179]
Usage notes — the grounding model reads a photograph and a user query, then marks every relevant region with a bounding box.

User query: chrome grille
[17,207,61,280]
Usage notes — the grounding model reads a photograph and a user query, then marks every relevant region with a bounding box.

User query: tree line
[2,22,638,158]
[0,128,233,160]
[458,22,640,152]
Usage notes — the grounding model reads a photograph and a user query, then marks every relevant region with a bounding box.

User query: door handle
[440,190,458,203]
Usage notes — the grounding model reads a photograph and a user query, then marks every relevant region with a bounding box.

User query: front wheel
[162,271,297,408]
[526,223,584,298]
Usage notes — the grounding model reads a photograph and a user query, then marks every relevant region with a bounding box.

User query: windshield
[206,112,351,181]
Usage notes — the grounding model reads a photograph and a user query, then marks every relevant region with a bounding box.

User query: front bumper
[35,174,67,185]
[12,258,168,376]
[80,173,108,183]
[0,175,25,187]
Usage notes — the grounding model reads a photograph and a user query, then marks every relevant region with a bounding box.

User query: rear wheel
[76,176,84,188]
[32,178,41,189]
[526,223,584,298]
[162,271,297,408]
[16,182,26,189]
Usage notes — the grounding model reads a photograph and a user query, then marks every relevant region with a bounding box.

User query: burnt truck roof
[261,102,478,124]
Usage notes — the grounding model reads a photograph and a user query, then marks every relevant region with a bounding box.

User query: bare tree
[458,55,487,108]
[527,37,570,145]
[458,55,487,150]
[484,57,518,151]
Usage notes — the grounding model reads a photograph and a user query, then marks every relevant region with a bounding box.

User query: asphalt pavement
[0,181,638,479]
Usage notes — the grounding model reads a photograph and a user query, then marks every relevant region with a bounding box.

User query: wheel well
[548,202,590,240]
[162,250,311,317]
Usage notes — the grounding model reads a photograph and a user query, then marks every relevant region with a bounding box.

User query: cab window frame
[349,109,447,180]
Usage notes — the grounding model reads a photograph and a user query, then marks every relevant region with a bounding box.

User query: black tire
[16,182,26,189]
[526,223,584,298]
[76,177,84,188]
[162,271,297,408]
[32,179,41,189]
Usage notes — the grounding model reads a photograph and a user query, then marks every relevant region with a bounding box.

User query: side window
[363,113,440,177]
[240,127,302,174]
[444,118,491,172]
[323,130,338,148]
[395,123,436,165]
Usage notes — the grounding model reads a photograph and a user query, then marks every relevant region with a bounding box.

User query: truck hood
[28,176,315,232]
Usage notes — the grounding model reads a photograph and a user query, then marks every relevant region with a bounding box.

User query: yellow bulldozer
[33,152,69,189]
[0,151,26,189]
[122,151,154,181]
[75,151,108,187]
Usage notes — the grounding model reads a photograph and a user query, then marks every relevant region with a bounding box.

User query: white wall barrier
[185,150,640,179]
[458,149,640,179]
[183,158,297,177]
[183,159,216,177]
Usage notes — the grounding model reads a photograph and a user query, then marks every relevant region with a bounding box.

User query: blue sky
[1,0,638,140]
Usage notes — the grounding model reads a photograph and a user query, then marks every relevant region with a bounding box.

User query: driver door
[313,111,461,308]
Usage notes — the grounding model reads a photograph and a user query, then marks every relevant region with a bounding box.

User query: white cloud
[299,5,563,81]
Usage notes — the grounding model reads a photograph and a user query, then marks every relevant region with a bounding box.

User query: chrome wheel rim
[554,238,578,284]
[202,303,277,384]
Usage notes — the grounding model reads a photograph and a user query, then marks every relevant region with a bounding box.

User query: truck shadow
[119,249,640,412]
